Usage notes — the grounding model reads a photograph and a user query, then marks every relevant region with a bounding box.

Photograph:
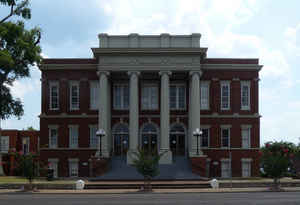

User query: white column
[127,71,140,164]
[97,71,110,157]
[159,71,172,164]
[189,71,203,156]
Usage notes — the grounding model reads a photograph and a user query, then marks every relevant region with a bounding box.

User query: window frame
[0,136,9,153]
[48,125,58,149]
[113,83,129,110]
[241,81,251,110]
[200,81,210,110]
[89,125,98,149]
[68,159,79,177]
[141,84,159,110]
[69,81,80,110]
[49,81,59,110]
[170,83,186,110]
[200,127,210,148]
[48,159,59,178]
[242,158,252,177]
[90,81,99,110]
[221,126,231,148]
[69,125,79,148]
[221,159,231,178]
[220,81,230,110]
[22,137,30,155]
[241,125,251,149]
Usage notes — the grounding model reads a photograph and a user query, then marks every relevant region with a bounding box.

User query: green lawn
[0,176,77,184]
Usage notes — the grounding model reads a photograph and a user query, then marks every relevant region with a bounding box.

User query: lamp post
[96,129,105,158]
[193,128,203,156]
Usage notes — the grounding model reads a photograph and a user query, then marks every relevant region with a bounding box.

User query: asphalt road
[1,192,300,205]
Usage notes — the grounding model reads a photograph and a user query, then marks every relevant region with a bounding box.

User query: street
[1,192,300,205]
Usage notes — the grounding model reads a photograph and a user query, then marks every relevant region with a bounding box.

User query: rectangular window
[90,81,99,110]
[142,84,158,110]
[200,82,210,110]
[113,84,129,109]
[221,128,230,148]
[49,81,59,110]
[69,125,78,148]
[221,160,231,178]
[69,161,78,177]
[49,127,58,148]
[0,136,9,153]
[22,137,30,155]
[89,125,98,148]
[70,81,79,110]
[221,81,230,110]
[242,127,251,148]
[170,84,186,110]
[241,81,250,110]
[201,128,209,148]
[242,160,251,177]
[48,160,58,178]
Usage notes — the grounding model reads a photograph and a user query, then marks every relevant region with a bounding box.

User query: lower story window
[242,159,251,177]
[221,160,231,178]
[48,160,58,178]
[69,160,78,177]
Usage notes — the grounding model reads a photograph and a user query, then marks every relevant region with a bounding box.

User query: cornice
[202,64,263,71]
[39,64,97,71]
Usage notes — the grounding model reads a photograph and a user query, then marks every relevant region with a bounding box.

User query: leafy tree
[0,0,41,176]
[26,126,36,131]
[260,141,295,191]
[13,151,39,190]
[131,149,164,191]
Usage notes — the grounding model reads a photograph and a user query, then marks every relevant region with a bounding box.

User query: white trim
[69,81,80,110]
[90,81,99,110]
[221,126,231,148]
[69,125,79,148]
[170,83,186,110]
[241,126,251,149]
[48,126,58,149]
[220,81,231,110]
[0,136,9,153]
[113,83,129,110]
[200,81,210,110]
[241,158,252,177]
[49,81,59,110]
[141,83,159,110]
[241,81,251,110]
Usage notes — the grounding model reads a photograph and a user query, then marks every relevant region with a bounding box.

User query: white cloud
[284,23,300,56]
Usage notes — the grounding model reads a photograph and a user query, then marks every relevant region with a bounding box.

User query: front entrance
[170,124,186,158]
[141,123,159,155]
[113,124,129,157]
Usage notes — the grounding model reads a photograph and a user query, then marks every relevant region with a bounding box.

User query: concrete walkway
[1,187,300,194]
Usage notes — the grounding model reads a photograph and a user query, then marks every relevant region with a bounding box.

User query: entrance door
[170,134,185,156]
[113,124,129,157]
[142,133,157,154]
[141,123,158,155]
[170,124,186,158]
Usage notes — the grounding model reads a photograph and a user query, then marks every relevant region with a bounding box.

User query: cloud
[284,23,300,56]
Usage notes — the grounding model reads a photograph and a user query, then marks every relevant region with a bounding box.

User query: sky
[1,0,300,145]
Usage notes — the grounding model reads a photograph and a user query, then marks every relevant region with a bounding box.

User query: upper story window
[200,81,210,110]
[113,84,129,110]
[201,128,209,148]
[89,125,98,149]
[69,125,78,148]
[221,126,231,148]
[220,81,230,110]
[49,81,59,110]
[22,137,30,155]
[241,81,251,110]
[70,81,79,110]
[90,81,99,110]
[49,126,58,148]
[170,84,186,110]
[0,136,9,153]
[142,84,158,110]
[241,125,251,148]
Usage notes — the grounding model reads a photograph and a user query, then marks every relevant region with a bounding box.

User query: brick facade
[39,33,262,178]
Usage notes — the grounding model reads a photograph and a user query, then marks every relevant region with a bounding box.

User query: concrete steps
[85,182,211,190]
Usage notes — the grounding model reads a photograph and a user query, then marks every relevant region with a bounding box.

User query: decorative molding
[232,78,240,81]
[96,71,110,77]
[241,158,253,162]
[202,64,263,71]
[241,124,252,129]
[40,113,261,119]
[68,158,79,162]
[220,124,232,129]
[40,64,97,71]
[40,148,97,151]
[127,71,141,77]
[158,71,172,76]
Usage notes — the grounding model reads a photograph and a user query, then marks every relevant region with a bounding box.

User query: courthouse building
[39,33,262,178]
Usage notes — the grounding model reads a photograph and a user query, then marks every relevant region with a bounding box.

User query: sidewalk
[1,187,300,194]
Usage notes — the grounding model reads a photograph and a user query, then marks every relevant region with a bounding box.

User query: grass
[0,176,76,184]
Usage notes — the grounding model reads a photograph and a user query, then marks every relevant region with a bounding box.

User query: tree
[13,151,39,190]
[26,126,36,131]
[260,141,295,191]
[0,0,42,176]
[131,149,164,191]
